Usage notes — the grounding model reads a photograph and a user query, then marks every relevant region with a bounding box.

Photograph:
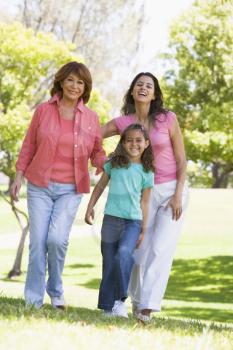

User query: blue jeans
[25,181,82,308]
[98,214,142,311]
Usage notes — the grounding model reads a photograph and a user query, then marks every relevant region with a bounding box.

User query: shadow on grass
[163,306,233,324]
[0,295,231,333]
[66,263,95,269]
[78,255,233,303]
[166,255,233,304]
[80,278,100,289]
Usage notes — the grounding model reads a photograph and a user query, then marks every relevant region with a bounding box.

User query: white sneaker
[51,295,66,310]
[112,300,128,318]
[102,310,114,317]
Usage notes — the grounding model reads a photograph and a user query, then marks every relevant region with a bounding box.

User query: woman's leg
[128,187,159,309]
[139,208,185,312]
[25,182,53,308]
[46,183,82,300]
[138,181,189,312]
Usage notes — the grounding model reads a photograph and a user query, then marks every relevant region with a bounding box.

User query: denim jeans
[25,181,82,308]
[98,214,142,311]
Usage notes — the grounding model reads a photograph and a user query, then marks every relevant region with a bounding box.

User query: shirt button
[75,145,77,147]
[74,132,78,135]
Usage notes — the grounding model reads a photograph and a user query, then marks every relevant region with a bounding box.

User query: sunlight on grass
[0,189,233,349]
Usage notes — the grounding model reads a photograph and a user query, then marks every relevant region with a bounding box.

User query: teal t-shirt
[103,161,154,220]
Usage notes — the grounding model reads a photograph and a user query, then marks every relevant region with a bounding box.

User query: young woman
[11,61,106,309]
[85,124,154,318]
[102,72,189,322]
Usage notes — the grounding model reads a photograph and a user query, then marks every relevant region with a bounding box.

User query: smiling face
[61,72,85,102]
[131,75,155,105]
[122,129,149,162]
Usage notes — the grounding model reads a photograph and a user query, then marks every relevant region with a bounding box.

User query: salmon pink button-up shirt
[16,94,107,193]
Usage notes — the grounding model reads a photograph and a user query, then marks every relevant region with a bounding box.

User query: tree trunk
[0,191,29,277]
[8,224,29,278]
[212,163,231,188]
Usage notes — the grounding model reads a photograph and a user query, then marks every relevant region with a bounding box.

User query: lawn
[0,189,233,350]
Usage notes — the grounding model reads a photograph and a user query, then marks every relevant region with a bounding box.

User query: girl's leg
[98,215,121,311]
[25,182,53,308]
[115,219,142,301]
[46,183,82,300]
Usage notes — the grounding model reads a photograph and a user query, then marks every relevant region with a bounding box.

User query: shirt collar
[49,93,85,112]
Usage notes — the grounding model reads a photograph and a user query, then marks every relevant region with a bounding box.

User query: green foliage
[0,22,110,184]
[87,90,111,126]
[162,1,233,187]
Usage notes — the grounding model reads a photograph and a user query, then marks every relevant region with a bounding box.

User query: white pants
[128,180,189,312]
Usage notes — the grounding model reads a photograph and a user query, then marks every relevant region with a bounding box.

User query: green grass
[0,189,233,349]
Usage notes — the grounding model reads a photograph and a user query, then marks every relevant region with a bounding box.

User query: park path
[0,223,102,249]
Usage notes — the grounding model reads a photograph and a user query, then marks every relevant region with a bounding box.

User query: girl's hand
[10,173,23,202]
[136,231,145,248]
[166,195,182,221]
[85,208,95,225]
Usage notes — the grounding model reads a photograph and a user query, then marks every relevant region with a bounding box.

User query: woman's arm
[11,108,40,201]
[167,117,187,220]
[136,187,152,248]
[90,117,107,173]
[101,119,119,138]
[10,171,24,202]
[85,172,110,225]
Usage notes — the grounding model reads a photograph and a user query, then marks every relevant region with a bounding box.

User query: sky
[136,0,194,75]
[1,0,194,60]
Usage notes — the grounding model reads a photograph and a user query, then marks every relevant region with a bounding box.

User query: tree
[0,22,110,276]
[14,0,145,106]
[161,0,233,187]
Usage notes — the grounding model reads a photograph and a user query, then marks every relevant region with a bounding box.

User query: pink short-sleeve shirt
[114,112,177,184]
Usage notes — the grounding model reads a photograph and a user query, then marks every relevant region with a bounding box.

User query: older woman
[11,61,106,309]
[102,72,189,322]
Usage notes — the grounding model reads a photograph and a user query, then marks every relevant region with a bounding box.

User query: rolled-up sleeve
[90,116,107,174]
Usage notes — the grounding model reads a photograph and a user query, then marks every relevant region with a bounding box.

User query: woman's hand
[10,172,23,202]
[85,208,95,225]
[136,231,145,248]
[166,194,182,221]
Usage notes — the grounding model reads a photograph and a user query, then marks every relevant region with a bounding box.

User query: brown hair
[109,124,155,173]
[50,61,92,103]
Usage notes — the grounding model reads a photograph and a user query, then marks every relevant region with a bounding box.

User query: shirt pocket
[82,125,96,154]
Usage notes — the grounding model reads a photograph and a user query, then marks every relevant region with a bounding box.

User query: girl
[85,124,154,318]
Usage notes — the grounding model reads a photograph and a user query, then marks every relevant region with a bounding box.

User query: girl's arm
[85,172,110,225]
[101,119,119,138]
[136,187,152,248]
[167,117,187,220]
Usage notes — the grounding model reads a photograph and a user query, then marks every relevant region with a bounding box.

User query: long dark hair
[121,72,167,124]
[50,61,92,103]
[109,124,155,172]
